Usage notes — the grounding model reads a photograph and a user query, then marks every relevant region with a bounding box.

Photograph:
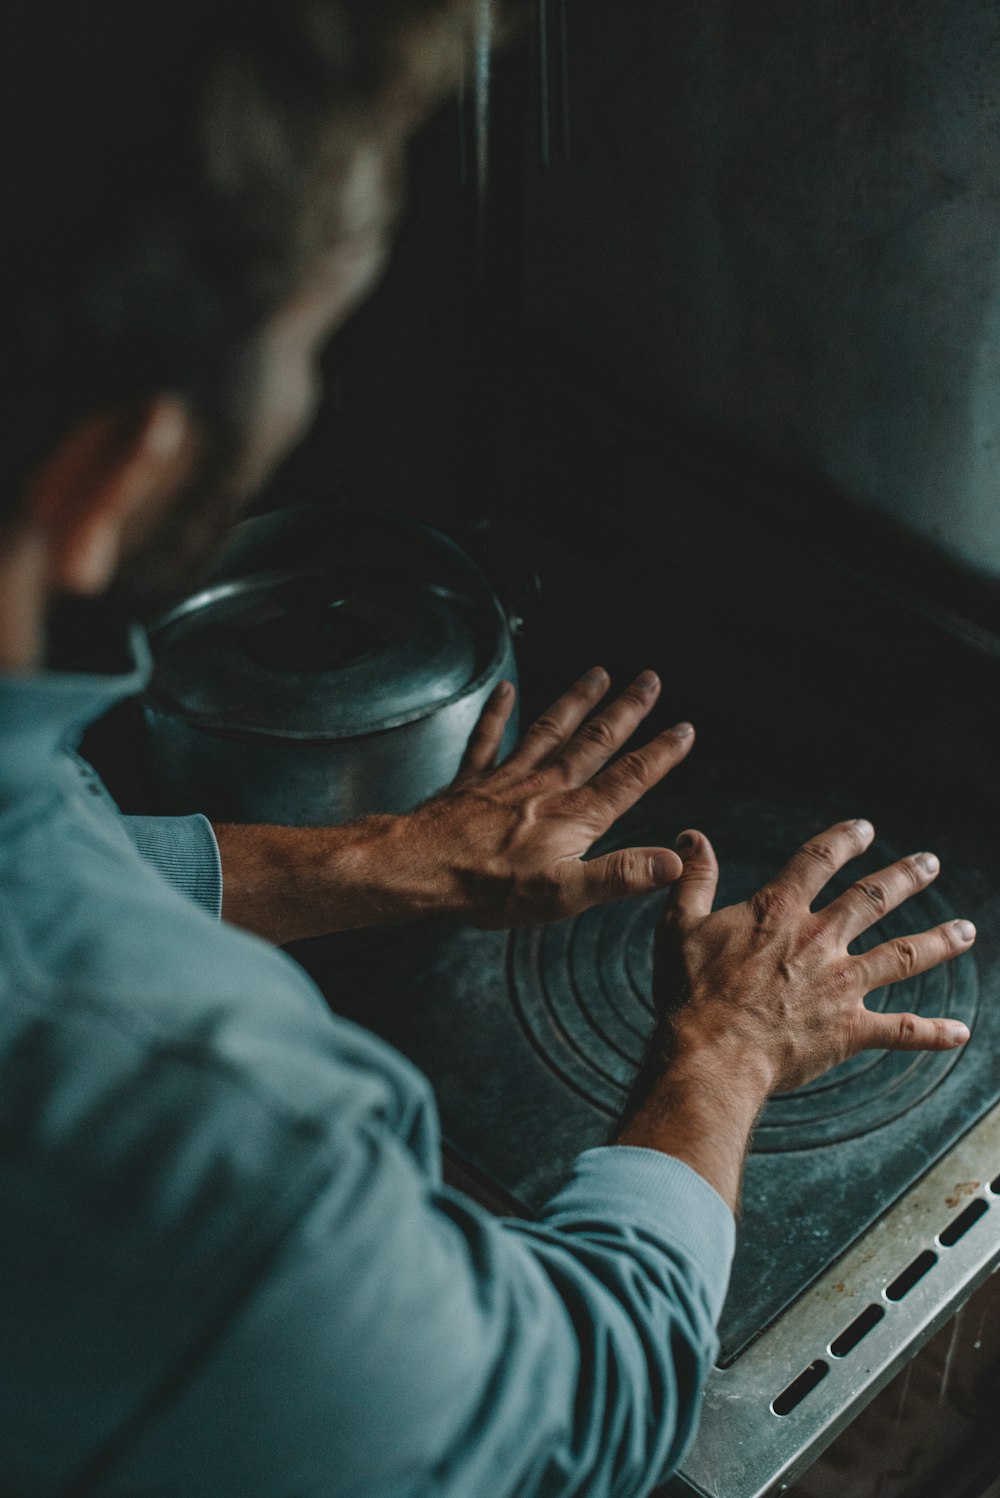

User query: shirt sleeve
[120,814,223,919]
[67,750,224,920]
[94,1123,734,1498]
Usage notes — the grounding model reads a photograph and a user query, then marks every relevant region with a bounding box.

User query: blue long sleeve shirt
[0,638,735,1498]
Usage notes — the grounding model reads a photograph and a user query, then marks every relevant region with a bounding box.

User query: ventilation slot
[991,1172,1000,1195]
[829,1303,885,1358]
[771,1359,829,1417]
[939,1196,989,1248]
[885,1249,937,1302]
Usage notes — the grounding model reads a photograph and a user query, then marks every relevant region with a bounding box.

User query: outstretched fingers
[853,917,976,994]
[549,670,663,785]
[767,819,875,909]
[500,667,611,775]
[456,681,517,780]
[820,851,941,943]
[859,1009,971,1052]
[582,722,696,829]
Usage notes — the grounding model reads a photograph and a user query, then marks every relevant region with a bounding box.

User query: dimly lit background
[264,0,1000,635]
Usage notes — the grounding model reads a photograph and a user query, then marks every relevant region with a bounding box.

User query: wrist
[666,1021,776,1106]
[619,1055,768,1150]
[615,1027,773,1213]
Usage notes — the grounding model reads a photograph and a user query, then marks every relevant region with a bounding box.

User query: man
[0,4,975,1495]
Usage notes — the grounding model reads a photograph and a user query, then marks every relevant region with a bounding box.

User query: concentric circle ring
[507,800,978,1151]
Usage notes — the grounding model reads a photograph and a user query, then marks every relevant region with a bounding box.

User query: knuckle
[895,1012,918,1045]
[799,916,829,950]
[516,770,550,799]
[611,749,650,784]
[844,1007,870,1053]
[528,714,563,744]
[931,1016,951,1046]
[856,879,888,913]
[609,848,645,890]
[559,786,604,822]
[828,961,855,995]
[800,838,839,872]
[891,937,920,977]
[578,716,617,753]
[751,885,794,923]
[623,683,650,709]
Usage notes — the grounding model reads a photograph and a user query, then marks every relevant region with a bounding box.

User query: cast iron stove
[293,439,1000,1495]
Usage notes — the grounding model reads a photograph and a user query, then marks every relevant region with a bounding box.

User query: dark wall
[521,0,1000,577]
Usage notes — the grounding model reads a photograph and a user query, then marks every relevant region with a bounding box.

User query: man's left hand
[214,668,695,942]
[406,667,694,928]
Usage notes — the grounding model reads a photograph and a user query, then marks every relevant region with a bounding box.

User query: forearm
[616,1035,771,1214]
[213,815,457,943]
[507,1146,735,1490]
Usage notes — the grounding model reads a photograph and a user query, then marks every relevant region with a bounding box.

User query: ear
[26,398,195,596]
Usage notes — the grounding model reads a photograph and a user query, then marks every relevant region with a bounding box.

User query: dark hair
[0,0,474,517]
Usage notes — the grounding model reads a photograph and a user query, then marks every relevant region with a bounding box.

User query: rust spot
[945,1180,981,1209]
[834,1281,847,1294]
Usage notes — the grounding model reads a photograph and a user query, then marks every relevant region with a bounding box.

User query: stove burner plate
[508,802,978,1151]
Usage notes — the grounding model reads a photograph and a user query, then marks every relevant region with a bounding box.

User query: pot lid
[148,565,485,740]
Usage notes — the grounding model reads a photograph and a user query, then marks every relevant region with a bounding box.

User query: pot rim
[143,580,514,744]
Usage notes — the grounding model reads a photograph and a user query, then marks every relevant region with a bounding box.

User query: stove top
[297,780,997,1365]
[289,428,1000,1488]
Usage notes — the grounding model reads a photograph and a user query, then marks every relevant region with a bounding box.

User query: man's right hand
[617,819,975,1210]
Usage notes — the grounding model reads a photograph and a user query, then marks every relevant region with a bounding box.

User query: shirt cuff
[540,1146,736,1322]
[122,813,224,919]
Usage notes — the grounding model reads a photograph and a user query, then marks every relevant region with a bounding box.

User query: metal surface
[295,782,1000,1364]
[144,508,518,825]
[298,816,1000,1491]
[670,1105,1000,1498]
[150,570,480,738]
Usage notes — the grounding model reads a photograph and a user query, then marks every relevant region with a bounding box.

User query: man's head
[0,0,481,663]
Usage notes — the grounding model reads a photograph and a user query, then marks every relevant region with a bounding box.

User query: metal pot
[143,507,519,825]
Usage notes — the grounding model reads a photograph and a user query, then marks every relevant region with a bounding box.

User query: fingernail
[671,721,694,738]
[636,670,658,691]
[584,667,607,686]
[852,819,874,839]
[953,919,976,942]
[675,831,696,850]
[915,852,939,875]
[948,1023,971,1046]
[651,854,677,884]
[495,681,513,698]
